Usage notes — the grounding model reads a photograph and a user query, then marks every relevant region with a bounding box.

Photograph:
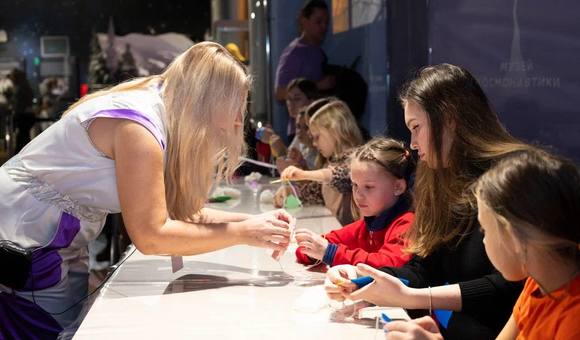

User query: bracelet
[428,286,433,315]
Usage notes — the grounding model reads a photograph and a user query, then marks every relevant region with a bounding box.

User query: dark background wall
[0,0,210,95]
[385,0,428,142]
[384,0,579,161]
[428,0,580,161]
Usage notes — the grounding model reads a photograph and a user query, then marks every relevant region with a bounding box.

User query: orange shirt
[514,275,580,340]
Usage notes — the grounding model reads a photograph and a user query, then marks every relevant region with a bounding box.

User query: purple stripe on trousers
[88,108,166,149]
[0,292,62,339]
[21,212,81,291]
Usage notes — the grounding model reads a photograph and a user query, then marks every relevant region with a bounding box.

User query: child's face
[310,126,335,158]
[351,160,406,217]
[404,100,453,168]
[286,87,311,119]
[477,198,527,281]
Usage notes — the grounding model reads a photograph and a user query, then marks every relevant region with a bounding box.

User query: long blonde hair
[309,99,363,167]
[64,42,250,221]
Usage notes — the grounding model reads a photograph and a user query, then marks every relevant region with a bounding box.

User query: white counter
[74,180,384,339]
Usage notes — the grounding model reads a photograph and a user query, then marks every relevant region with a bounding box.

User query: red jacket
[296,203,414,268]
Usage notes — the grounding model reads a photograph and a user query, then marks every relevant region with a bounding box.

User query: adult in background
[274,0,335,140]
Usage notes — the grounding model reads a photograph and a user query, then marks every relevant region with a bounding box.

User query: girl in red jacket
[295,137,415,268]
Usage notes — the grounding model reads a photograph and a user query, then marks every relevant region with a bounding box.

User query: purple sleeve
[275,47,302,89]
[84,108,166,150]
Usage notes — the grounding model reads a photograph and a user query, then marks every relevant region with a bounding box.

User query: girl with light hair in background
[279,98,363,225]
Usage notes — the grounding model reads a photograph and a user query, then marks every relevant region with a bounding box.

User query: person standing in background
[274,0,335,140]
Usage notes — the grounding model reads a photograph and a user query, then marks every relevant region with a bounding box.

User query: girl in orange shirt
[382,149,580,340]
[474,149,580,340]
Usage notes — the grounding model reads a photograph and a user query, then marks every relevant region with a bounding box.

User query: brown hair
[351,137,416,203]
[476,149,580,268]
[351,138,415,181]
[401,64,530,256]
[287,78,319,100]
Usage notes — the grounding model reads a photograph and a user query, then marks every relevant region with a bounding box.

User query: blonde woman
[279,99,363,225]
[0,42,292,337]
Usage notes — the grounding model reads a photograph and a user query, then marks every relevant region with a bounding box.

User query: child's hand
[324,264,358,301]
[269,135,287,158]
[294,228,328,260]
[276,157,298,174]
[273,186,293,208]
[288,148,306,166]
[349,263,413,308]
[259,127,275,143]
[385,316,443,340]
[281,165,305,181]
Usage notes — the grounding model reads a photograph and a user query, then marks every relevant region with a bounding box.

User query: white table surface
[74,180,385,339]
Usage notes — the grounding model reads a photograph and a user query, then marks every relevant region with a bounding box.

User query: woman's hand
[281,165,306,181]
[294,228,328,260]
[234,209,292,251]
[385,316,443,340]
[324,264,359,301]
[349,263,414,308]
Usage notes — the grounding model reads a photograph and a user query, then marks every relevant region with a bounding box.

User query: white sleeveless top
[0,83,166,287]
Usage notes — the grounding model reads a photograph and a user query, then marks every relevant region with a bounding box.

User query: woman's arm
[195,208,252,224]
[91,118,291,256]
[275,87,287,102]
[349,264,463,311]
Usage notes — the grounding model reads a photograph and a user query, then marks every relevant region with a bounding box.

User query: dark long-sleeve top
[379,227,523,340]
